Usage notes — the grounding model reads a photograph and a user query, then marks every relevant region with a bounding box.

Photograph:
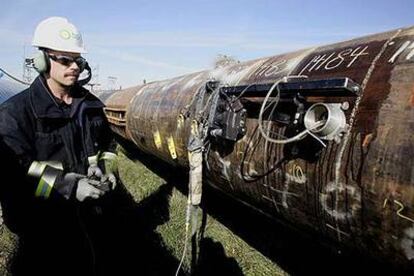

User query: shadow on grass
[103,182,180,276]
[196,237,244,276]
[117,136,413,276]
[118,137,246,276]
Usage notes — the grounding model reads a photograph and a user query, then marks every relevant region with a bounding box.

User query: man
[0,17,117,276]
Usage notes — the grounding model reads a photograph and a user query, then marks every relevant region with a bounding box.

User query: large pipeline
[104,26,414,268]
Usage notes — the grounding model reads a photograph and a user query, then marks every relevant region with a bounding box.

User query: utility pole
[86,64,101,92]
[107,76,117,91]
[22,44,34,83]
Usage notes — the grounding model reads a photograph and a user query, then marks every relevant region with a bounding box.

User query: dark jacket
[0,76,114,200]
[0,76,116,276]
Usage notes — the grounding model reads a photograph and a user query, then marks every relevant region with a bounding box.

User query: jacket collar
[29,76,104,119]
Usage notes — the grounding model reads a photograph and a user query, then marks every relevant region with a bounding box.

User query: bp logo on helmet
[32,17,87,53]
[59,29,81,41]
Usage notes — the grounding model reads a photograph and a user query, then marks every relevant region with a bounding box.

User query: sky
[1,0,413,89]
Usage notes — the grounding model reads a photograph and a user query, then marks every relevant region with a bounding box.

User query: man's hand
[76,178,105,202]
[101,173,117,190]
[87,164,103,178]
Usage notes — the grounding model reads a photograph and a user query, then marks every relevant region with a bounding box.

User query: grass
[116,144,287,275]
[0,222,16,276]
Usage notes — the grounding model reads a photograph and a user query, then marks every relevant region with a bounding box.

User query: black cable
[240,124,287,182]
[76,205,98,276]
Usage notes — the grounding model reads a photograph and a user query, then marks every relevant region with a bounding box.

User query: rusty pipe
[104,26,414,267]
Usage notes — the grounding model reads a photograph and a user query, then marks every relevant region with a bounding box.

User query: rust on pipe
[104,26,414,267]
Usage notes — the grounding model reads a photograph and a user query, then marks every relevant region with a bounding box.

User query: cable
[258,79,292,143]
[307,130,327,147]
[76,205,97,276]
[239,123,288,182]
[181,85,206,118]
[175,84,214,275]
[257,78,326,145]
[175,197,192,276]
[0,67,30,85]
[232,83,254,102]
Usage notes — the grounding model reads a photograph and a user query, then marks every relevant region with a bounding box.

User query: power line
[0,67,30,85]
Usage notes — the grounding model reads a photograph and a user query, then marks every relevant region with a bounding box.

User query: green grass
[117,146,287,275]
[0,217,17,276]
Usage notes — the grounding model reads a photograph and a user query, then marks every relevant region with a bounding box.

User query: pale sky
[1,0,413,89]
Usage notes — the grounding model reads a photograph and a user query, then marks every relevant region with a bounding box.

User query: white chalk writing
[389,40,414,63]
[401,225,414,260]
[383,199,414,223]
[285,164,306,184]
[299,46,369,75]
[320,182,361,220]
[255,59,288,77]
[389,41,411,63]
[406,42,414,60]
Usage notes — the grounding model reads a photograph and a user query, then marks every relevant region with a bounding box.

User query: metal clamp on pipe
[207,84,247,142]
[304,103,349,143]
[214,77,360,146]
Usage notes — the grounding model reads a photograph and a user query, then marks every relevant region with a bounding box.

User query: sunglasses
[49,54,87,71]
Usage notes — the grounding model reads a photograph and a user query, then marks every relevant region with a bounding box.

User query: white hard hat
[32,17,87,53]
